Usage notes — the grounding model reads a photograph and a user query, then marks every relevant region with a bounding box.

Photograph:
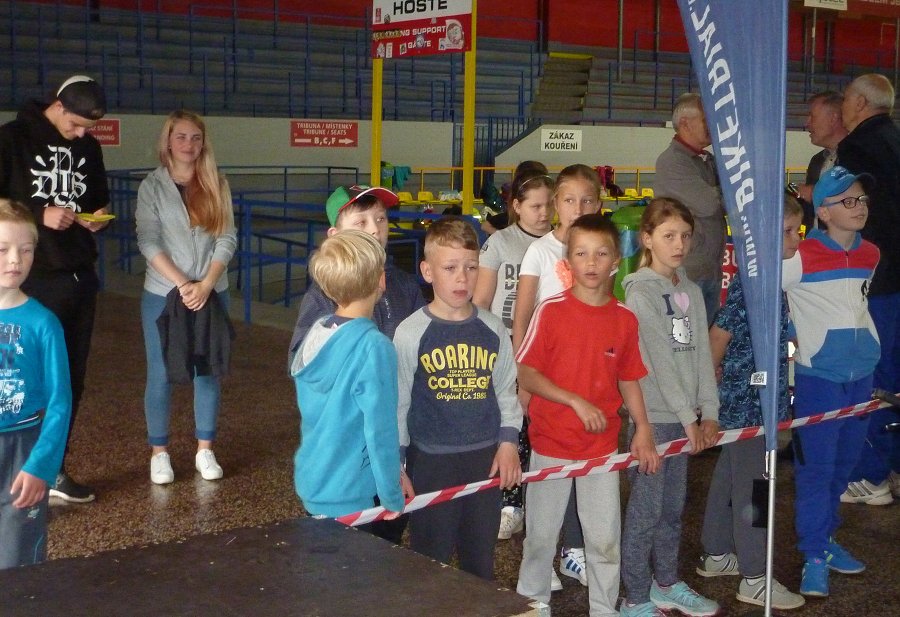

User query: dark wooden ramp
[0,517,539,617]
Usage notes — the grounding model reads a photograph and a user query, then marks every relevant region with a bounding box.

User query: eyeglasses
[823,195,870,209]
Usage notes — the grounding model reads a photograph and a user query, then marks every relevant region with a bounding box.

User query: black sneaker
[49,472,96,503]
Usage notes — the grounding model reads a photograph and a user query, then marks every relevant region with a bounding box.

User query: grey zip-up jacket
[623,266,719,426]
[136,166,237,297]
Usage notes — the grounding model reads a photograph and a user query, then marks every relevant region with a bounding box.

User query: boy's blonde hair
[0,198,38,243]
[424,216,479,258]
[784,194,804,220]
[309,230,385,306]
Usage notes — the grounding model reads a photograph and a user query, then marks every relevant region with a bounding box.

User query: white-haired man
[653,92,726,325]
[836,73,900,506]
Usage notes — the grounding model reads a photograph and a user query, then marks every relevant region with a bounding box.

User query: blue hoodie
[292,317,404,517]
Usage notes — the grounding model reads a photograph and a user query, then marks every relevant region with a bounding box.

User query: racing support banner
[675,0,788,451]
[372,0,472,58]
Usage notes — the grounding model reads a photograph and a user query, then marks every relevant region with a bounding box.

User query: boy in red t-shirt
[515,213,659,615]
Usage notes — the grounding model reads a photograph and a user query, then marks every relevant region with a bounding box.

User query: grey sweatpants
[0,425,49,570]
[517,451,621,617]
[621,423,688,604]
[700,434,767,577]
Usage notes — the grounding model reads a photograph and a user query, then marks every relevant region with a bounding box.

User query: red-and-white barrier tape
[336,395,893,527]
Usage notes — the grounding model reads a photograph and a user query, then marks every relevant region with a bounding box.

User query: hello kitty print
[662,291,695,352]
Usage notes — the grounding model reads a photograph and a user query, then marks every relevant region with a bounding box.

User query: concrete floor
[46,287,899,616]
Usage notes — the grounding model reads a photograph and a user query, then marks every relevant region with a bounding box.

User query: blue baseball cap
[813,166,874,208]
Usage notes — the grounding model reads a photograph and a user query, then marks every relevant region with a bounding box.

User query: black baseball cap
[56,75,107,120]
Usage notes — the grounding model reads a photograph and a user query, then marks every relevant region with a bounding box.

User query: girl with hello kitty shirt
[619,198,721,617]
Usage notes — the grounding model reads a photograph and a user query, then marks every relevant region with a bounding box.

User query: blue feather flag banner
[676,0,788,450]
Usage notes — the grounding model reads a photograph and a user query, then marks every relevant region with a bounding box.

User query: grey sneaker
[696,552,740,577]
[737,576,805,610]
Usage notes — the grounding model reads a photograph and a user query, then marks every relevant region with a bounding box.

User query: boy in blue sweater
[394,217,523,580]
[0,199,72,569]
[292,230,410,526]
[783,167,881,598]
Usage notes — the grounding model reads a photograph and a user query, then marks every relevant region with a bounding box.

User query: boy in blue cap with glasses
[782,166,881,598]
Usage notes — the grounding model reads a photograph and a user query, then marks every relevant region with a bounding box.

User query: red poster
[88,119,120,147]
[290,120,359,148]
[721,242,738,304]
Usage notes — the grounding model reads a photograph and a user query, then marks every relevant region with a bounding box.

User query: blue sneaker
[826,539,865,574]
[620,601,666,617]
[800,557,830,597]
[650,580,720,616]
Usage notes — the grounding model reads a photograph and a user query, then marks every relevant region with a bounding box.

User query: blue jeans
[141,290,228,446]
[849,292,900,483]
[792,373,871,559]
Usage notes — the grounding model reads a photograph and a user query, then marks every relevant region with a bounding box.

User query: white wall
[0,111,818,175]
[0,113,455,171]
[494,124,819,173]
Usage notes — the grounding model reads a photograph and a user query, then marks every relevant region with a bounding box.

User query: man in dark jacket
[0,75,111,503]
[837,73,900,505]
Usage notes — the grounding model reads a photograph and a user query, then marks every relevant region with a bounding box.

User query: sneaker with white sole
[737,576,805,610]
[48,472,96,503]
[559,546,587,586]
[150,452,175,485]
[498,506,524,540]
[620,601,666,616]
[800,557,829,597]
[650,580,720,617]
[840,479,894,505]
[195,449,223,480]
[696,552,740,577]
[550,569,563,592]
[889,471,900,498]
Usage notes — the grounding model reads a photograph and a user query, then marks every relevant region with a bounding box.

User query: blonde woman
[136,110,236,485]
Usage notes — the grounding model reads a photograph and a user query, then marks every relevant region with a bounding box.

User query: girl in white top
[512,164,603,351]
[473,168,554,334]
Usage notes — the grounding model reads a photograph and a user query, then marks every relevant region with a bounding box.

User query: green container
[611,205,646,301]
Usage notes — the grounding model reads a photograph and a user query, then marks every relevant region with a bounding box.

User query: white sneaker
[550,569,563,592]
[498,506,524,540]
[890,471,900,498]
[839,479,893,505]
[559,547,588,586]
[195,449,223,480]
[737,576,805,610]
[150,452,174,485]
[696,552,740,577]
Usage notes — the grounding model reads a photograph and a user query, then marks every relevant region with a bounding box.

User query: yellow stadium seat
[418,191,435,202]
[624,188,639,198]
[641,188,654,198]
[396,191,414,203]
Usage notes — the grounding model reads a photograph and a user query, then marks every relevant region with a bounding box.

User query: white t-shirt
[519,230,569,303]
[479,224,543,333]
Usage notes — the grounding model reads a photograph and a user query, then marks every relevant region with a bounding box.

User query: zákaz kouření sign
[372,0,472,58]
[540,129,582,152]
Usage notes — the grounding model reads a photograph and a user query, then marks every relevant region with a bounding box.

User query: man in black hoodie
[0,75,112,503]
[837,73,900,506]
